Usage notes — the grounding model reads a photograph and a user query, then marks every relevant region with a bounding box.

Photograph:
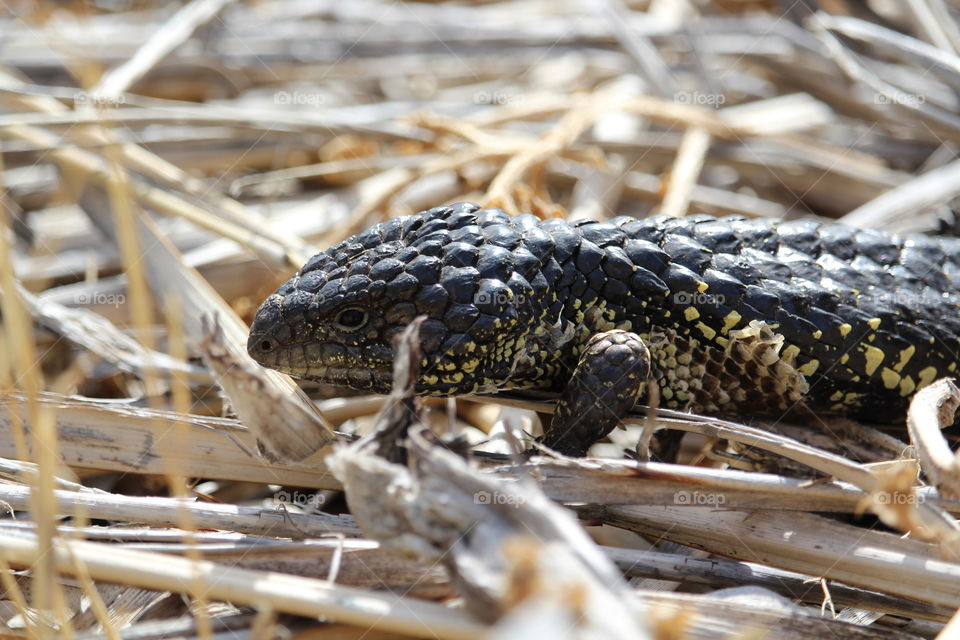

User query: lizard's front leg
[541,330,651,456]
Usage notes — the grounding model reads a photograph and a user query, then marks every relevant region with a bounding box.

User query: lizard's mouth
[282,363,396,394]
[247,332,396,393]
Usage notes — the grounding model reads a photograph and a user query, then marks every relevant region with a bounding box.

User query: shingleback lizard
[248,202,960,455]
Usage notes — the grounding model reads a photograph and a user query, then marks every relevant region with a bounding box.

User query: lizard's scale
[248,203,960,453]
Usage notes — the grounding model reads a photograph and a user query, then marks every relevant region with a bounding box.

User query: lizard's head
[247,203,546,395]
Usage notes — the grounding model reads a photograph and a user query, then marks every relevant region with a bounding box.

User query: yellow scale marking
[798,359,820,376]
[899,376,916,396]
[696,322,716,340]
[893,345,915,373]
[844,391,864,405]
[782,345,800,363]
[917,366,938,389]
[880,367,900,390]
[861,344,885,376]
[722,310,741,334]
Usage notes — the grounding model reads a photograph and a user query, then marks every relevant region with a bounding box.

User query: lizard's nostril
[259,338,276,353]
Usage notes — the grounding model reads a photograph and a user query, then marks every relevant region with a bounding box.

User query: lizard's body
[249,203,960,454]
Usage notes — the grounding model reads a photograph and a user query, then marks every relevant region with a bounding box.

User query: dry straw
[2,0,960,637]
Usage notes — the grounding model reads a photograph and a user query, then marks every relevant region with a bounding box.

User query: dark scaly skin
[248,202,960,455]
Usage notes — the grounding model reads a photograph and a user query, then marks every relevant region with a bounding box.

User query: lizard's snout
[247,294,284,365]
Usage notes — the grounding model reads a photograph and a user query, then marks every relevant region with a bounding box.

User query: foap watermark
[874,92,925,108]
[673,490,726,506]
[275,490,327,509]
[474,490,526,507]
[673,291,725,306]
[872,289,944,308]
[274,90,326,108]
[674,91,726,107]
[74,292,125,308]
[873,490,925,506]
[473,90,523,106]
[474,291,526,306]
[74,91,125,108]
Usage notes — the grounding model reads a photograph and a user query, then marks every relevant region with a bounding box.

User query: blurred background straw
[2,1,960,638]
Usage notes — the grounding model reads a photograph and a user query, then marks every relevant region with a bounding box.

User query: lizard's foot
[541,330,651,456]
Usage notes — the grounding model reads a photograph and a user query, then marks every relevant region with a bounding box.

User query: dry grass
[2,0,960,638]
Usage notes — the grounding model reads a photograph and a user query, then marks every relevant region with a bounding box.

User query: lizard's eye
[334,307,368,331]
